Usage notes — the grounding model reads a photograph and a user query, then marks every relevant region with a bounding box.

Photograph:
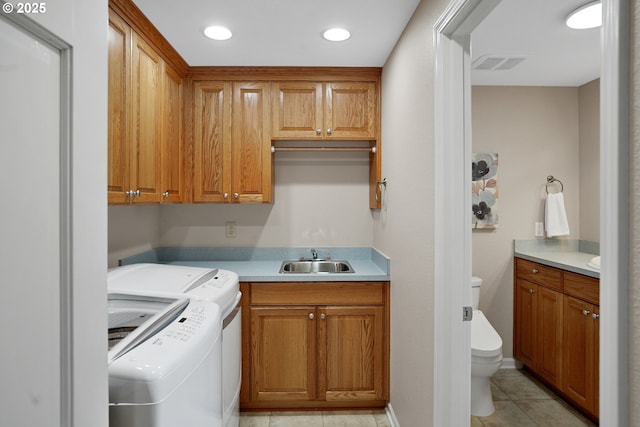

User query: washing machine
[108,294,222,427]
[108,263,241,427]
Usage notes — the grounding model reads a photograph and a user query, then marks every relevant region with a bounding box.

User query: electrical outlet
[535,222,544,237]
[225,221,237,238]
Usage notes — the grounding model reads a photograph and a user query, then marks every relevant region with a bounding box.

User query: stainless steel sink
[279,260,355,274]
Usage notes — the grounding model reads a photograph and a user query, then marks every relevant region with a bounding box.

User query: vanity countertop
[119,246,391,282]
[514,239,599,279]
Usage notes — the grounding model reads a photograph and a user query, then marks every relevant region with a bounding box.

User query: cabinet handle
[320,313,326,320]
[162,191,169,198]
[592,313,600,319]
[532,268,539,274]
[582,309,591,316]
[234,193,239,199]
[326,128,332,135]
[316,128,322,135]
[125,190,132,197]
[223,193,228,199]
[529,289,536,294]
[309,313,315,320]
[134,189,140,197]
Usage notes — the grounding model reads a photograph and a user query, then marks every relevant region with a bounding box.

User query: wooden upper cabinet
[325,82,377,140]
[193,81,232,202]
[160,63,184,203]
[131,33,162,203]
[107,11,131,204]
[271,82,323,139]
[272,81,377,140]
[193,81,272,204]
[232,82,273,203]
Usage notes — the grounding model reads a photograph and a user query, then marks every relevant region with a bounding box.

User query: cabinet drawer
[516,258,563,291]
[564,272,599,305]
[250,282,386,305]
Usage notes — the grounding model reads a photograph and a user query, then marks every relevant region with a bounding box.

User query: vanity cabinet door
[562,295,599,417]
[318,306,385,402]
[514,279,537,367]
[249,306,317,402]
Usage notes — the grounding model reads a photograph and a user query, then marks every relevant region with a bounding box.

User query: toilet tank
[471,276,482,310]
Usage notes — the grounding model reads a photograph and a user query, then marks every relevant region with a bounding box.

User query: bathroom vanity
[513,256,599,420]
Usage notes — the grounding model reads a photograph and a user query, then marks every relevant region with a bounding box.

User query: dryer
[108,294,222,427]
[108,264,241,427]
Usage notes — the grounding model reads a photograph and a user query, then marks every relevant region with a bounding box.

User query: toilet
[470,276,503,417]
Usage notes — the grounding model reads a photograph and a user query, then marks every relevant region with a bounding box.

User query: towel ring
[545,175,564,194]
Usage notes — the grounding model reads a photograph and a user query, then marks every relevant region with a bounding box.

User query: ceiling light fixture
[203,25,232,41]
[323,28,350,42]
[566,1,602,29]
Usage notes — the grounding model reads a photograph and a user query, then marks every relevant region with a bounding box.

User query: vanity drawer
[516,258,563,291]
[249,282,386,305]
[564,271,599,305]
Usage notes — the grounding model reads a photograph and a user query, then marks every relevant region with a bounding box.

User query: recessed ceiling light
[203,25,232,41]
[566,1,602,29]
[323,28,350,42]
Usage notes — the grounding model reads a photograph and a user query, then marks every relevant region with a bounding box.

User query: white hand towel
[545,192,570,238]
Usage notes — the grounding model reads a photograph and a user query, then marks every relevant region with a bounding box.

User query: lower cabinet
[514,258,599,420]
[241,282,389,409]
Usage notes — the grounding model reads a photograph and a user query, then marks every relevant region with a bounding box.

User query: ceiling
[132,0,600,86]
[471,0,601,86]
[131,0,420,67]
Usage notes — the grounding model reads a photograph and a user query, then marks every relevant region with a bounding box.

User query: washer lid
[108,263,239,311]
[471,310,503,357]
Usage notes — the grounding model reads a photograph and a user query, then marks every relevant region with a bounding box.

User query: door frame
[433,0,630,424]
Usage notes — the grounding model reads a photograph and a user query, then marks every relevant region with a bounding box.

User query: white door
[0,12,72,426]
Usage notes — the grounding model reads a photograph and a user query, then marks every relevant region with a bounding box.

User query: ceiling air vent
[472,55,527,71]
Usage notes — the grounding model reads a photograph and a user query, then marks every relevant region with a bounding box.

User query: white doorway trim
[433,1,500,425]
[434,0,630,425]
[600,0,630,424]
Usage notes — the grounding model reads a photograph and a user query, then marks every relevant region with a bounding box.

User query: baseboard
[500,357,520,370]
[386,403,400,427]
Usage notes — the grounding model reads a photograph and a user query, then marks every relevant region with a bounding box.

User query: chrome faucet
[311,249,318,260]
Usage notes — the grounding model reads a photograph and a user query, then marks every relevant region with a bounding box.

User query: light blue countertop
[120,247,391,282]
[514,240,600,279]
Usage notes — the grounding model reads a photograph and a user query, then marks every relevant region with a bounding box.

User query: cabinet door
[562,295,597,415]
[131,33,162,203]
[536,286,563,387]
[318,306,386,401]
[325,82,377,140]
[271,82,323,139]
[249,307,317,402]
[193,81,231,202]
[232,82,272,203]
[107,11,131,204]
[160,63,184,203]
[514,279,537,367]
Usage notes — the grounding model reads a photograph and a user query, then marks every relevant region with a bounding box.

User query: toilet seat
[471,310,503,358]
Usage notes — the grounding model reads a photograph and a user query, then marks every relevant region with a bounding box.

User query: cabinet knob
[529,289,536,294]
[326,128,332,135]
[234,193,239,199]
[134,189,140,197]
[223,193,228,199]
[125,190,132,197]
[316,128,322,135]
[582,309,591,316]
[532,268,539,274]
[309,313,315,320]
[162,191,169,198]
[592,313,600,319]
[320,313,326,320]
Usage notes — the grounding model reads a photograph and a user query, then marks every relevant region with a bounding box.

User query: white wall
[28,1,109,425]
[471,86,581,356]
[108,152,373,265]
[374,0,449,424]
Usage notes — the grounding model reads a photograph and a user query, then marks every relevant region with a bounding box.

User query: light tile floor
[239,369,596,427]
[239,410,390,427]
[472,369,597,427]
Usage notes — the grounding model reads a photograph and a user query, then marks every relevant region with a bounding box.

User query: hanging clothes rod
[271,146,377,153]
